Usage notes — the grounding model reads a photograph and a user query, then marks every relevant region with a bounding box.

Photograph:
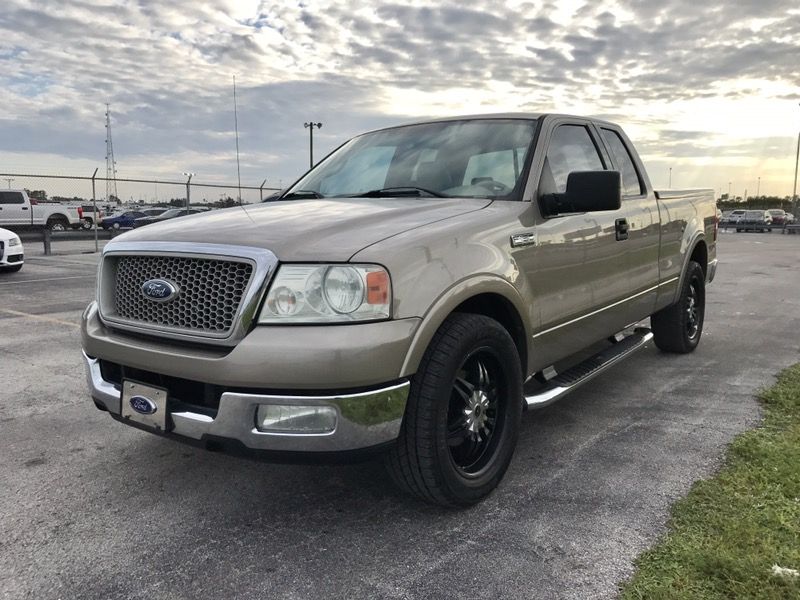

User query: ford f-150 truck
[82,114,717,506]
[0,190,83,230]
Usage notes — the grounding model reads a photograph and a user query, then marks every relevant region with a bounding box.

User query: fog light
[255,404,337,434]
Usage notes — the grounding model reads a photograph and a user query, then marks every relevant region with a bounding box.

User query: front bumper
[84,352,410,454]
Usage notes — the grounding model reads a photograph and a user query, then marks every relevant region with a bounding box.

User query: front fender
[399,275,531,378]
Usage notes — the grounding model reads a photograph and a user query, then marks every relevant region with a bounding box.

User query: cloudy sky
[1,0,799,198]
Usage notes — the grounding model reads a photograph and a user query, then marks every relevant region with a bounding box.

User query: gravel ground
[1,232,798,599]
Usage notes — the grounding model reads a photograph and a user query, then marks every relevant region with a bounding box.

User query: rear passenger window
[0,192,24,204]
[545,125,605,193]
[600,129,643,196]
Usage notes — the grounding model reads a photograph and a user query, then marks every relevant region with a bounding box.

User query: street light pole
[304,122,322,169]
[793,131,799,216]
[3,178,13,189]
[669,167,672,188]
[728,181,732,200]
[182,172,194,210]
[757,176,761,198]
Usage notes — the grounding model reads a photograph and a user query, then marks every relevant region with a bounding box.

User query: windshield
[285,119,538,200]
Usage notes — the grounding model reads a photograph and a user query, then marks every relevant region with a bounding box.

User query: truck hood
[113,198,491,261]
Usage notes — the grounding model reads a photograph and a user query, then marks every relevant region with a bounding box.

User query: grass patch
[620,365,800,599]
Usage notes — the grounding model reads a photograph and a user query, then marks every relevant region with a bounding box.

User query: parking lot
[1,232,799,599]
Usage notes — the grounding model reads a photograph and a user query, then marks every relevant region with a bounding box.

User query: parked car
[767,209,789,226]
[140,208,168,218]
[0,226,24,272]
[75,204,105,229]
[736,210,772,232]
[82,113,717,506]
[0,190,83,231]
[101,211,146,230]
[131,208,204,228]
[720,209,745,228]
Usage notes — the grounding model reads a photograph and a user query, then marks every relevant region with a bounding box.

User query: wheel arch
[399,277,531,379]
[672,235,708,305]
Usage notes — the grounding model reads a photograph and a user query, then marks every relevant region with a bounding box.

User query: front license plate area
[121,380,169,432]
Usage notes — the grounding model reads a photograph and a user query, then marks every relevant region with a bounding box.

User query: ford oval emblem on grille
[141,279,178,302]
[129,395,158,415]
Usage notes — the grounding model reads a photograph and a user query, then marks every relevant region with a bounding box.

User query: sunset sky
[1,0,798,199]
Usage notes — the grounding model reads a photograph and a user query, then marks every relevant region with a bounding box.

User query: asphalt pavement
[1,232,798,599]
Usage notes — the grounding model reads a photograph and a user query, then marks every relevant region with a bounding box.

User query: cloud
[0,0,798,195]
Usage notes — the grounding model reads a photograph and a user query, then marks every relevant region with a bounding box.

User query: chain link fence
[1,172,281,254]
[1,172,280,211]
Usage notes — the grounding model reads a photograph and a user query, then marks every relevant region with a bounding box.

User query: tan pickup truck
[82,114,717,506]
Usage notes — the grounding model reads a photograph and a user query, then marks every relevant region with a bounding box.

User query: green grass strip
[620,364,800,599]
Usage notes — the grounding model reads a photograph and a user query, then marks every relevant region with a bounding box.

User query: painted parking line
[0,275,95,286]
[0,308,80,328]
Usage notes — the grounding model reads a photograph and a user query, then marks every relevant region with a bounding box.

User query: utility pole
[304,121,322,169]
[3,178,13,189]
[105,104,119,203]
[728,181,732,200]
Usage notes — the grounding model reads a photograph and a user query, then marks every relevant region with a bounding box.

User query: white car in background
[0,227,24,272]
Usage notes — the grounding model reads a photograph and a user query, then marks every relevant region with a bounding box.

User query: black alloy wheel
[386,313,523,507]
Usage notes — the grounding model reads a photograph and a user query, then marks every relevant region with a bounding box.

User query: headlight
[8,236,21,247]
[258,264,391,324]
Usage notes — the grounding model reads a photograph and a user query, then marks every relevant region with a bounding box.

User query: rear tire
[46,216,69,231]
[386,313,523,507]
[651,260,705,353]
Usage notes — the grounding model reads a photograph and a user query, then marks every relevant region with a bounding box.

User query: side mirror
[565,170,621,212]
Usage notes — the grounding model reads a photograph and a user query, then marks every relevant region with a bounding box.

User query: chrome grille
[113,255,253,334]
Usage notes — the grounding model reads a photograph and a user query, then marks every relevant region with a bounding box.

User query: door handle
[21,206,29,210]
[615,218,629,241]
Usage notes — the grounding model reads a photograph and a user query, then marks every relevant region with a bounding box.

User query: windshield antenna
[233,75,243,206]
[232,75,254,222]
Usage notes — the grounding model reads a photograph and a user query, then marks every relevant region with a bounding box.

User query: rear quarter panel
[653,188,717,308]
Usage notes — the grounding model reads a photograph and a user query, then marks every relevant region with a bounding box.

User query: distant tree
[212,195,237,208]
[109,194,121,204]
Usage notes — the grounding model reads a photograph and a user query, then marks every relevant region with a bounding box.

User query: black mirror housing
[565,171,621,213]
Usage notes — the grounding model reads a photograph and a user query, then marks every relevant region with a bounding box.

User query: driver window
[544,125,605,193]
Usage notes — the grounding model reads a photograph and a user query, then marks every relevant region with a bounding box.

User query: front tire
[386,313,523,507]
[651,260,705,353]
[1,264,23,273]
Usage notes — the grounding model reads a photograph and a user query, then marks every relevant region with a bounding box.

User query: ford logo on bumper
[129,395,158,415]
[141,279,178,302]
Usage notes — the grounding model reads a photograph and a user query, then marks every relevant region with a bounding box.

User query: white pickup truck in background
[0,189,83,231]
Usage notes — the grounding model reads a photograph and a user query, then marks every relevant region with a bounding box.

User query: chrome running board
[525,327,654,409]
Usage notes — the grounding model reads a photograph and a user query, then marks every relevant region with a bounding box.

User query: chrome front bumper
[83,353,409,453]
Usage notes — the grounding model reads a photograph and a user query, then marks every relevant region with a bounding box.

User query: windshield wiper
[354,187,447,198]
[282,189,325,199]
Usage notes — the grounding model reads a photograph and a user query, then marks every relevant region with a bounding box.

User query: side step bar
[525,327,654,409]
